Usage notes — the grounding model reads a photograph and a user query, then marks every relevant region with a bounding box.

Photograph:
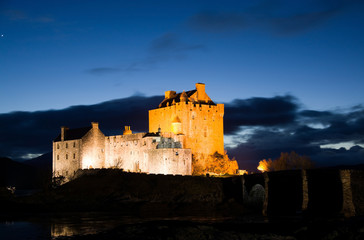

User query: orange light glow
[257,159,270,172]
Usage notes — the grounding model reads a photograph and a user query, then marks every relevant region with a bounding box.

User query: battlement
[149,83,225,157]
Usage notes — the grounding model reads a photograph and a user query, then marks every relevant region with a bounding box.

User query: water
[0,220,50,240]
[0,213,239,239]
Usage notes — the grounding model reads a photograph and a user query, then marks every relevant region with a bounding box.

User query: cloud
[188,12,248,32]
[149,33,204,53]
[0,95,163,160]
[86,67,121,75]
[87,33,205,75]
[2,10,27,21]
[226,102,364,171]
[2,9,54,23]
[188,0,363,35]
[1,94,363,170]
[224,95,298,134]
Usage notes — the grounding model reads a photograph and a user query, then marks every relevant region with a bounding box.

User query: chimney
[91,122,99,129]
[61,126,67,141]
[195,83,206,100]
[123,126,132,135]
[165,90,176,99]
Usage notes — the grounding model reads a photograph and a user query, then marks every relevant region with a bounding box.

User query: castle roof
[158,89,216,108]
[54,126,92,142]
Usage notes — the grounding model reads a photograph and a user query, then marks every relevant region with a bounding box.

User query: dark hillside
[24,152,52,172]
[0,156,51,189]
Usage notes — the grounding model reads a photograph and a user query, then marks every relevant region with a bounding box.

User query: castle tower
[149,83,224,157]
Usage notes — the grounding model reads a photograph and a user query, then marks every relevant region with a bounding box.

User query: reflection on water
[1,213,240,239]
[50,213,126,238]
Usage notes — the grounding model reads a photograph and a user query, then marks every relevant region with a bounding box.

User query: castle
[53,83,238,182]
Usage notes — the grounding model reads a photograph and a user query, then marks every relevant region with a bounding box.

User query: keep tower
[149,83,224,157]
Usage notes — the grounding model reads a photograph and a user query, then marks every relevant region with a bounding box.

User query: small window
[73,153,76,159]
[66,154,68,159]
[57,155,59,160]
[66,143,68,148]
[57,144,59,149]
[73,142,76,147]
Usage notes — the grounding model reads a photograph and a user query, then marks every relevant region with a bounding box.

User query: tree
[192,151,239,175]
[257,151,314,172]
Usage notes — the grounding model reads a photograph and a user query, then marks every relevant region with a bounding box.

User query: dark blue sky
[1,0,364,170]
[1,0,364,112]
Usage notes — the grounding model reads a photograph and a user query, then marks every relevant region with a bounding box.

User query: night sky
[1,0,364,171]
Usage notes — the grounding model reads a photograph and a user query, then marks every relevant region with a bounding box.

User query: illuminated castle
[53,83,238,182]
[149,83,224,156]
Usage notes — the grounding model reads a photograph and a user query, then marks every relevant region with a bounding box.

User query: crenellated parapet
[149,83,225,157]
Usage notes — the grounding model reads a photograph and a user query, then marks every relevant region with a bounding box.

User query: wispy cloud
[87,33,205,75]
[188,0,363,35]
[86,67,121,75]
[149,33,204,53]
[2,9,55,23]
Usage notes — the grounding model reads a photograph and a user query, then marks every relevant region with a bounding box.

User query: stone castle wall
[104,133,153,172]
[147,148,191,175]
[149,102,224,156]
[53,139,82,180]
[81,124,105,169]
[104,133,191,175]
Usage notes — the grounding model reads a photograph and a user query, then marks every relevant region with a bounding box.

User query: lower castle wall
[147,148,191,175]
[104,133,192,175]
[104,133,152,172]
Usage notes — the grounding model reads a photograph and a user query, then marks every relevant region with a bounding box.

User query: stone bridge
[242,169,363,217]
